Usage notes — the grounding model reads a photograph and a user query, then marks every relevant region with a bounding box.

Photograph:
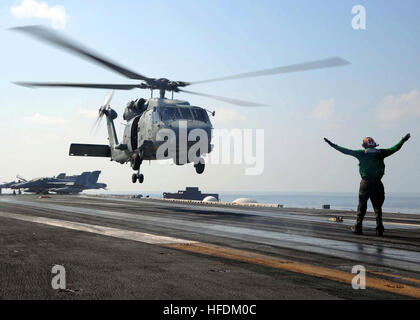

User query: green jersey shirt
[330,139,406,180]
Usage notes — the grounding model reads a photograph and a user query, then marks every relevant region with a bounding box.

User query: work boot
[375,213,385,237]
[376,223,385,237]
[352,215,364,235]
[351,224,363,235]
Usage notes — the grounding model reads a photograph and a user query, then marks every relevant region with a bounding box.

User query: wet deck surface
[0,195,419,300]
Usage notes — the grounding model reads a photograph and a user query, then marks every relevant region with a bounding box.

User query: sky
[0,0,419,194]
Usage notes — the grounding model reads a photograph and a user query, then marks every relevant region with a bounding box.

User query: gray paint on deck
[1,197,420,272]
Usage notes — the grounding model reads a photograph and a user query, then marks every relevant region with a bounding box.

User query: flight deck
[0,195,419,300]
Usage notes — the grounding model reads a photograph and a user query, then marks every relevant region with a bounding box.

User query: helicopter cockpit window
[179,108,193,120]
[192,108,209,123]
[158,107,180,122]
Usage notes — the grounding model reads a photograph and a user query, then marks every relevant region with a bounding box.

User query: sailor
[324,134,411,236]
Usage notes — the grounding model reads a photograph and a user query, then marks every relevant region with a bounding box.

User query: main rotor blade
[179,89,264,107]
[11,25,151,81]
[190,57,350,85]
[13,82,142,90]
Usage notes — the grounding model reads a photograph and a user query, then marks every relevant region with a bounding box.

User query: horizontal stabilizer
[69,144,111,157]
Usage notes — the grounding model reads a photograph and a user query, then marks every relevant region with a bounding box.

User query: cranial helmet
[362,137,378,148]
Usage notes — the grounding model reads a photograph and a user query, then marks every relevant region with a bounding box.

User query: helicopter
[12,25,350,184]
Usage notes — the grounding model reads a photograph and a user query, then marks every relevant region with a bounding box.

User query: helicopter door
[131,116,140,151]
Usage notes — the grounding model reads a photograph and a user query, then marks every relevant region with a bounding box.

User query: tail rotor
[91,90,114,135]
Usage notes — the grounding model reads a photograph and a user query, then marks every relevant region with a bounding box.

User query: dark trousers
[356,179,385,231]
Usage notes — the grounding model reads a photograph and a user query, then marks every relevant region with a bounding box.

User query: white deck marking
[0,211,197,245]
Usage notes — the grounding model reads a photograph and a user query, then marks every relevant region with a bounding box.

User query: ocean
[218,192,420,214]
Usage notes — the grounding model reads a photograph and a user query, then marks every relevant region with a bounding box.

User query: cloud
[11,0,68,29]
[313,98,335,121]
[23,113,69,125]
[77,108,98,120]
[377,89,420,126]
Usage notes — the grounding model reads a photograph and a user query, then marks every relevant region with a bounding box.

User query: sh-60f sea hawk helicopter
[12,25,350,184]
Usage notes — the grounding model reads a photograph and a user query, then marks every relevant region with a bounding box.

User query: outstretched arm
[382,134,411,158]
[324,138,360,157]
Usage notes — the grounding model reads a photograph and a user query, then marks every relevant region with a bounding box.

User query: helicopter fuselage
[99,97,213,168]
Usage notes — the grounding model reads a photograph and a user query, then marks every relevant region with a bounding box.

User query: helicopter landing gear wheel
[194,158,205,174]
[131,152,144,183]
[132,174,137,184]
[132,173,144,183]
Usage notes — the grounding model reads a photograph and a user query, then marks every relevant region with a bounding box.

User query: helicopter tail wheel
[138,174,144,184]
[194,158,205,174]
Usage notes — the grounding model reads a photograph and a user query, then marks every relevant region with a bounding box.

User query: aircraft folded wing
[16,175,28,182]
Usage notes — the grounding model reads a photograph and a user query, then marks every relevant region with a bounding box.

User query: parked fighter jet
[51,171,107,194]
[0,177,26,194]
[11,172,88,194]
[10,171,106,194]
